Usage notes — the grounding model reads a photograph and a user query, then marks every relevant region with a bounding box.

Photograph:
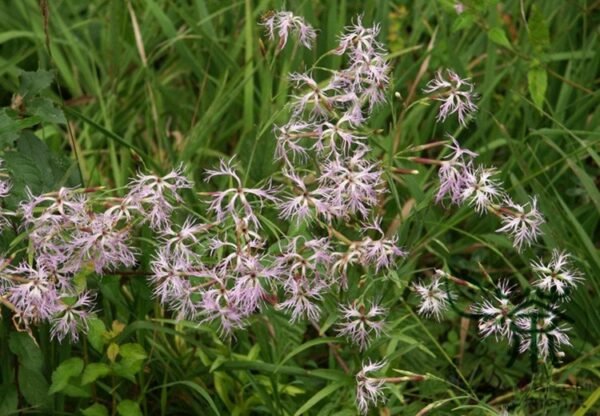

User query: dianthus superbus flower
[412,271,454,320]
[531,249,583,297]
[496,196,544,251]
[475,280,518,341]
[337,302,386,350]
[461,165,504,214]
[205,159,278,228]
[50,291,95,342]
[355,360,386,415]
[261,11,316,50]
[515,307,571,360]
[423,69,478,127]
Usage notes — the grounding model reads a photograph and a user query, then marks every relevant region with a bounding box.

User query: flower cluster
[434,136,544,251]
[0,10,587,416]
[411,67,585,366]
[0,167,191,342]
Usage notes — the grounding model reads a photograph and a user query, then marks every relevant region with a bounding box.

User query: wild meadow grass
[0,1,598,415]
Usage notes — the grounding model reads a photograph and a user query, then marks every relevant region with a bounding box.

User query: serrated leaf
[82,363,111,385]
[87,318,107,353]
[18,69,54,97]
[113,343,147,382]
[119,343,147,361]
[116,400,143,416]
[528,66,547,110]
[488,27,511,48]
[528,5,550,54]
[49,357,84,395]
[3,131,81,209]
[82,404,109,416]
[0,109,20,147]
[27,97,66,124]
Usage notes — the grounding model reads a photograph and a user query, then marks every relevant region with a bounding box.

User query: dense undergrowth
[0,1,598,415]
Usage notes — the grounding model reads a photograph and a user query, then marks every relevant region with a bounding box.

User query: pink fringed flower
[355,360,386,415]
[337,302,386,350]
[261,11,316,50]
[423,69,478,127]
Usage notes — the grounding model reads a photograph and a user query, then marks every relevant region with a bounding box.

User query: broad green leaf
[0,384,18,416]
[0,109,20,147]
[116,400,143,416]
[61,383,91,398]
[27,97,66,124]
[119,343,147,362]
[18,366,49,407]
[18,69,54,97]
[3,131,81,209]
[528,65,547,110]
[82,363,111,385]
[87,318,107,353]
[113,343,147,382]
[49,357,84,395]
[82,404,109,416]
[8,332,43,372]
[487,27,511,48]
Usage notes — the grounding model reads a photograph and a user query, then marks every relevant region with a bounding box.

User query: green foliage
[0,0,597,415]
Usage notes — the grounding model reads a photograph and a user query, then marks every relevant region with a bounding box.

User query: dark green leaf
[18,69,54,97]
[0,384,18,416]
[8,332,42,372]
[0,109,20,147]
[26,97,66,124]
[18,366,49,407]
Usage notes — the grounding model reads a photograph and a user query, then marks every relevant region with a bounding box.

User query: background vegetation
[0,0,598,414]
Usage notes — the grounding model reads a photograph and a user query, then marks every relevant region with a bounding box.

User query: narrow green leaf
[574,385,600,416]
[294,381,347,416]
